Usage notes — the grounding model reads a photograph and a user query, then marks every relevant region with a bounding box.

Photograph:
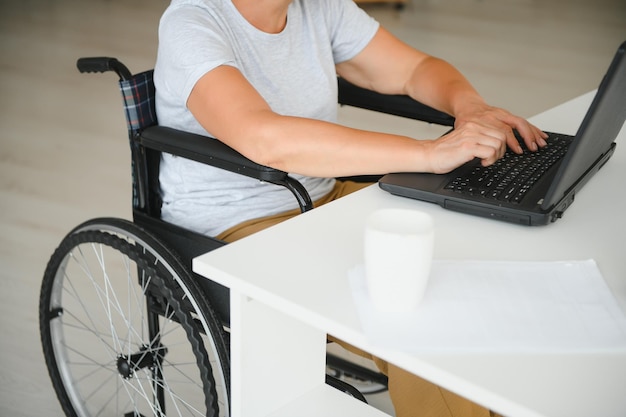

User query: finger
[503,117,548,152]
[478,125,511,158]
[472,135,506,165]
[477,144,501,166]
[533,125,549,146]
[504,128,523,154]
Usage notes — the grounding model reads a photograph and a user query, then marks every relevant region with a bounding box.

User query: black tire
[39,218,230,417]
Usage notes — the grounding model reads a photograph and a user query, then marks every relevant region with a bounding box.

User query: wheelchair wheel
[39,218,230,417]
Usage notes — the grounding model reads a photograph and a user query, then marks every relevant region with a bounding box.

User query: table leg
[230,290,327,417]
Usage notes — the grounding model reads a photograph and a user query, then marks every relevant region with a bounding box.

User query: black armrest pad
[139,126,288,182]
[337,78,455,127]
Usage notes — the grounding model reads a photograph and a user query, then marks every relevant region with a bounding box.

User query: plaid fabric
[119,70,157,134]
[118,70,157,209]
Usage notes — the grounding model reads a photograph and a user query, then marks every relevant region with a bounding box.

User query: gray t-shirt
[154,0,379,236]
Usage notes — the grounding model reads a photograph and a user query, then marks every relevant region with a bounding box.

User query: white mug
[364,208,434,312]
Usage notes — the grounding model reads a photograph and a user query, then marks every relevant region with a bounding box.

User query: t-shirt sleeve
[325,0,380,64]
[156,5,237,105]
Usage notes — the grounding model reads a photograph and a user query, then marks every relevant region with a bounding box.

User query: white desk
[194,92,626,417]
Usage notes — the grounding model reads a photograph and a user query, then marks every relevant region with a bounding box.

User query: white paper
[349,260,626,352]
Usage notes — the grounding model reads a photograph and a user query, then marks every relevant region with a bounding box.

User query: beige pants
[216,181,498,417]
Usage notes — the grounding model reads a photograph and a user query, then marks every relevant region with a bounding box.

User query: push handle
[76,57,132,81]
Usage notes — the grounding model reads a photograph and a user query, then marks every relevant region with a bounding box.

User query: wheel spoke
[40,221,230,417]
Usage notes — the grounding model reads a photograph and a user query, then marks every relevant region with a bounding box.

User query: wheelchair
[39,57,454,417]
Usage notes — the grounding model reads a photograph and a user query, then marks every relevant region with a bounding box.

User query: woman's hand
[425,106,548,174]
[424,122,505,173]
[454,102,548,155]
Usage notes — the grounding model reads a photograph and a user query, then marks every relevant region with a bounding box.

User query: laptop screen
[543,42,626,209]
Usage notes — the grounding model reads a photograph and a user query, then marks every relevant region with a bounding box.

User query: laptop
[379,40,626,226]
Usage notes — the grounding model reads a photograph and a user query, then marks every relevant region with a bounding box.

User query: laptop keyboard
[444,133,571,204]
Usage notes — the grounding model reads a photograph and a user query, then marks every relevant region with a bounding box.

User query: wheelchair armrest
[337,78,455,127]
[140,125,289,183]
[139,125,314,212]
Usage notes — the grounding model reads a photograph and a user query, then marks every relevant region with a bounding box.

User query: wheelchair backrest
[118,70,162,216]
[120,70,158,134]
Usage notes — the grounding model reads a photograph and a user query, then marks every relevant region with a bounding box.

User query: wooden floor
[0,0,624,415]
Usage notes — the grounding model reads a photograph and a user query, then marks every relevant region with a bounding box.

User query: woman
[154,0,544,414]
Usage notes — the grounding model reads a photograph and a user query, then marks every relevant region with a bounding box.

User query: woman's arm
[336,27,548,154]
[187,64,508,177]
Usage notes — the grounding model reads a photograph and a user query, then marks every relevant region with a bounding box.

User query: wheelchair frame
[39,56,454,417]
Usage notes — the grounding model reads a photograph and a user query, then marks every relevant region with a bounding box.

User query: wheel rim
[43,223,229,417]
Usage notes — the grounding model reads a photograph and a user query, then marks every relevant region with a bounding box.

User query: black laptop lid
[542,41,626,209]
